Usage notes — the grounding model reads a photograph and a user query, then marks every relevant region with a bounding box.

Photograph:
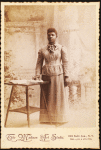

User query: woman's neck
[49,42,56,45]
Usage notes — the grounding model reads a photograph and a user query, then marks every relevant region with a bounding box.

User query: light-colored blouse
[35,43,69,76]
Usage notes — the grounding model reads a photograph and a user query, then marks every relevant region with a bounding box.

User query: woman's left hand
[64,76,69,86]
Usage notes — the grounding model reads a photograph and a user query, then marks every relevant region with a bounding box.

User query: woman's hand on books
[32,75,41,80]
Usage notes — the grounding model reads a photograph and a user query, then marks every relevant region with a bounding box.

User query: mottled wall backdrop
[4,5,96,110]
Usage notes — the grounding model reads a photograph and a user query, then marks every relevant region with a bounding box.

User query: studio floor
[4,103,96,128]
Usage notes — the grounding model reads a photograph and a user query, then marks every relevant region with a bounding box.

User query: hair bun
[47,28,57,36]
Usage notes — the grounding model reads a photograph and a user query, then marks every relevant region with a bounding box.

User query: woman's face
[47,32,57,44]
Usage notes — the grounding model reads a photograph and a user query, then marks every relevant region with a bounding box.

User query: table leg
[5,85,14,127]
[26,86,30,127]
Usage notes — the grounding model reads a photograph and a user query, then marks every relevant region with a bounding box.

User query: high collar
[47,42,59,53]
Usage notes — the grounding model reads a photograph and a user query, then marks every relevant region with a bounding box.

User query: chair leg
[26,86,30,127]
[5,85,14,127]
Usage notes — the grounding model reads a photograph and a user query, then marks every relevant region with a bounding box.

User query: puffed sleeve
[35,49,44,75]
[61,46,69,77]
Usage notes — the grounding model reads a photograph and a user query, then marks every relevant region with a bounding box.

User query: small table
[4,80,49,127]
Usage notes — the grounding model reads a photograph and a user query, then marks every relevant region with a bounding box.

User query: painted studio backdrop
[4,5,96,127]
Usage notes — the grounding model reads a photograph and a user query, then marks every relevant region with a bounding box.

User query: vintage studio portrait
[4,4,97,128]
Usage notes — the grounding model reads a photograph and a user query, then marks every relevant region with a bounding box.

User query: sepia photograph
[1,2,100,149]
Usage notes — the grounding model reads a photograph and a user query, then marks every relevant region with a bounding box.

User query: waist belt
[42,64,63,76]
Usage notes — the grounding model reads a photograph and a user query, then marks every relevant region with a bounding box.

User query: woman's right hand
[32,75,41,80]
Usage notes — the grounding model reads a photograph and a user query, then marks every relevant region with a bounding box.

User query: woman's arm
[32,49,43,80]
[61,46,69,77]
[35,49,44,76]
[61,46,69,86]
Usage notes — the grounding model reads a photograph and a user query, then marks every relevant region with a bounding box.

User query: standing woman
[33,28,69,124]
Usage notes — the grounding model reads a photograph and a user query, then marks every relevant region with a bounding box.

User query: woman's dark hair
[47,28,57,37]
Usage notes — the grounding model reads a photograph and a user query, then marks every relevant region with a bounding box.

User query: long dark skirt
[40,74,69,123]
